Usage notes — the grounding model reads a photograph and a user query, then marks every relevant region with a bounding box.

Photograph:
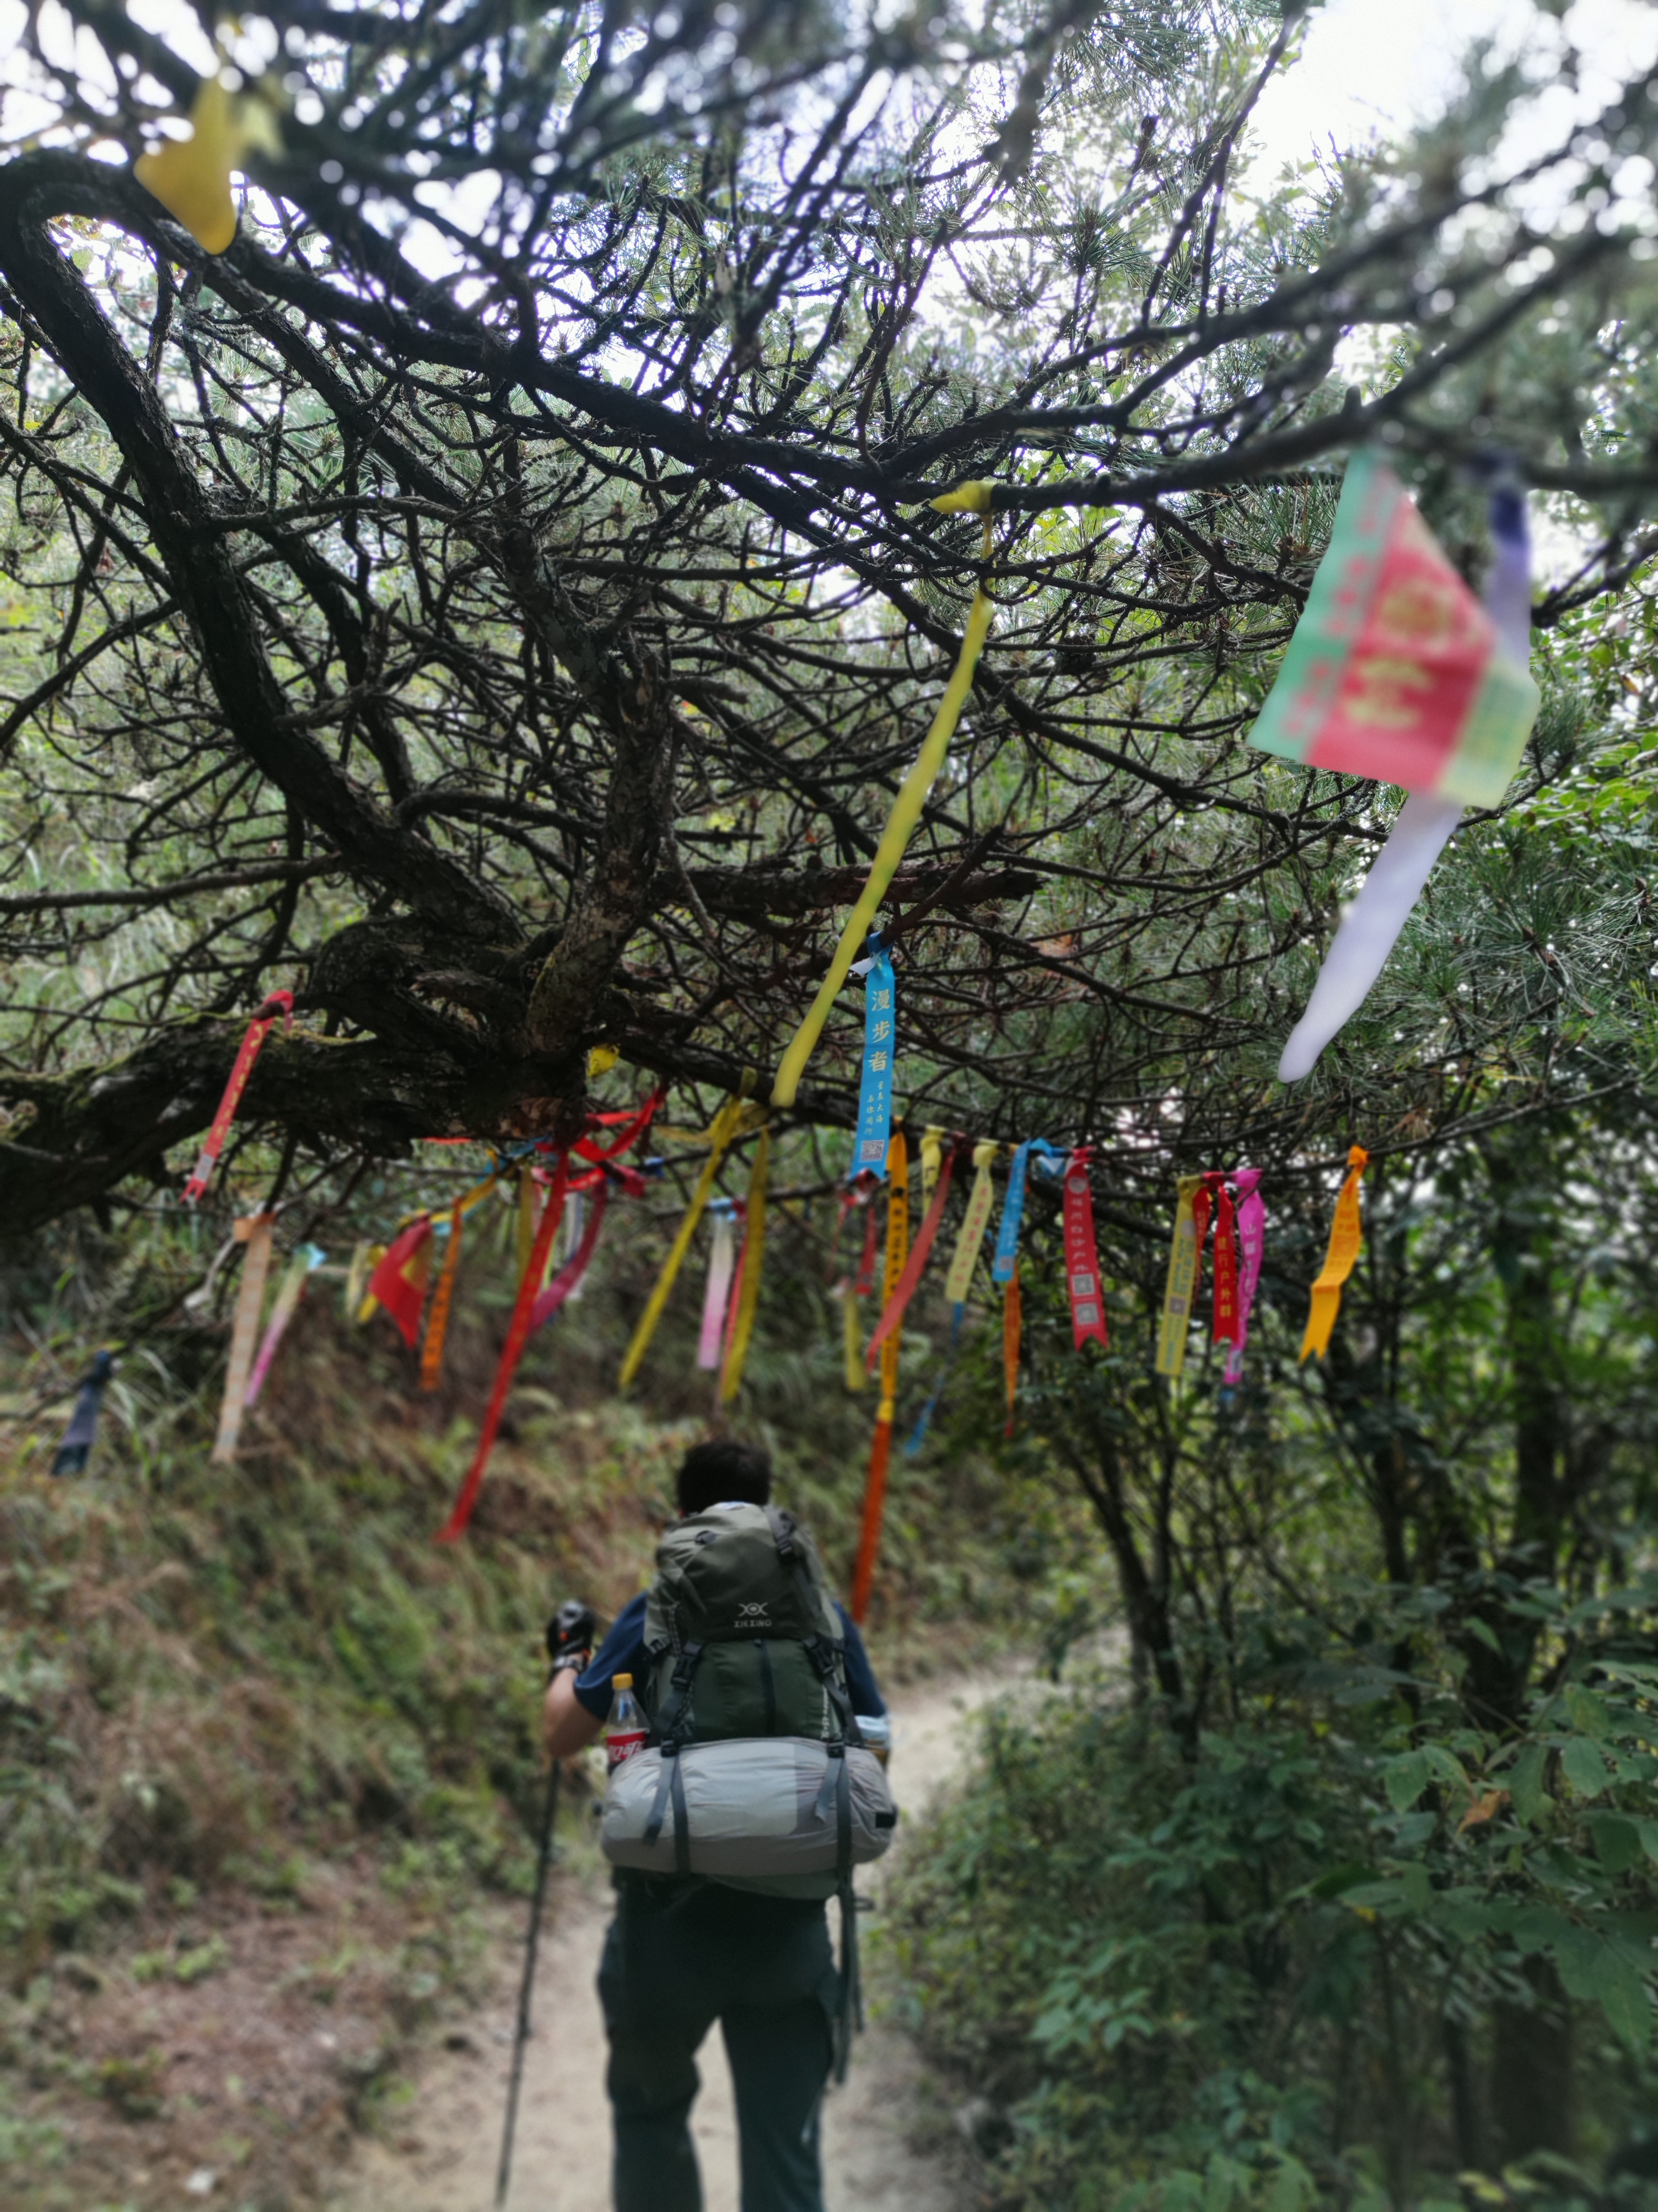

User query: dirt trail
[333,1673,997,2212]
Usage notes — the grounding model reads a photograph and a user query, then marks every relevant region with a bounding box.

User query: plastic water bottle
[605,1673,648,1769]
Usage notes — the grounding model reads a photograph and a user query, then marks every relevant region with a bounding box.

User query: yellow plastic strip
[772,495,997,1108]
[1301,1146,1370,1362]
[720,1121,771,1404]
[1155,1176,1203,1378]
[620,1094,746,1389]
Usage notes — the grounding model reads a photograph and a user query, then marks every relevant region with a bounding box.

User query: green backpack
[639,1502,863,1752]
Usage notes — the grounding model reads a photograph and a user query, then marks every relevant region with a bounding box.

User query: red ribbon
[370,1217,437,1349]
[865,1143,958,1368]
[1212,1179,1240,1345]
[573,1088,664,1164]
[181,991,294,1202]
[849,1412,892,1625]
[438,1149,569,1543]
[528,1179,609,1332]
[1062,1147,1108,1350]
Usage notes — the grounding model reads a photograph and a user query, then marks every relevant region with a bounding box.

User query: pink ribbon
[1223,1169,1266,1384]
[529,1180,609,1333]
[697,1205,739,1371]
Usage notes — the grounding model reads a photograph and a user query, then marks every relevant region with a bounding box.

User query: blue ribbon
[51,1350,114,1477]
[851,937,896,1182]
[991,1140,1063,1282]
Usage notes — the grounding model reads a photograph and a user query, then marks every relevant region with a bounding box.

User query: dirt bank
[332,1672,1001,2211]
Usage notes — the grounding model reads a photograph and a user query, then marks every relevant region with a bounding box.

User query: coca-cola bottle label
[606,1730,648,1769]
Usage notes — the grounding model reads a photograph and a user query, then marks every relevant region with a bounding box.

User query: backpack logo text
[736,1602,771,1625]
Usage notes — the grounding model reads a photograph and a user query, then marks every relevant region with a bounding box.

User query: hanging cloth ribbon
[1211,1177,1240,1349]
[50,1350,114,1475]
[1253,455,1538,1082]
[438,1151,570,1542]
[368,1217,436,1350]
[1223,1169,1267,1387]
[530,1176,609,1332]
[840,1179,880,1394]
[851,940,896,1178]
[1062,1148,1108,1351]
[573,1087,664,1165]
[850,1131,908,1624]
[620,1091,752,1389]
[352,1242,386,1323]
[213,1212,274,1463]
[866,1139,956,1368]
[181,991,294,1204]
[420,1204,465,1392]
[344,1241,373,1320]
[1301,1147,1369,1362]
[920,1125,944,1209]
[772,487,997,1109]
[1155,1177,1203,1379]
[698,1201,739,1371]
[720,1122,771,1404]
[907,1139,1001,1454]
[992,1141,1030,1284]
[245,1243,325,1408]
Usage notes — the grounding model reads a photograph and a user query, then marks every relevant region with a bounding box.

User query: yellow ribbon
[720,1120,771,1404]
[588,1044,620,1077]
[135,77,282,256]
[1155,1176,1203,1378]
[945,1139,1000,1306]
[620,1093,747,1389]
[353,1241,387,1324]
[1301,1146,1370,1362]
[920,1125,944,1209]
[878,1129,910,1417]
[771,487,997,1108]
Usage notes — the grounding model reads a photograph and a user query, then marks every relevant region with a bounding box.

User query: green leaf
[1598,1958,1651,2054]
[1590,1816,1643,1875]
[1636,1819,1658,1867]
[1383,1750,1430,1812]
[1509,1743,1551,1826]
[1560,1737,1610,1800]
[1565,1684,1614,1741]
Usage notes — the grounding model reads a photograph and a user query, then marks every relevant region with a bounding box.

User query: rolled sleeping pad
[602,1737,897,1897]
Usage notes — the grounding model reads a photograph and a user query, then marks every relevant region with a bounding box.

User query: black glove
[546,1599,597,1676]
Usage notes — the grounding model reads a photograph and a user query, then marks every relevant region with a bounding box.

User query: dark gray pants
[598,1877,838,2212]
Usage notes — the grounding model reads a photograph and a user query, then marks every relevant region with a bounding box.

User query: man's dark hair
[677,1439,773,1516]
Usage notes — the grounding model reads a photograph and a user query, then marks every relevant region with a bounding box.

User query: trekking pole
[494,1754,560,2210]
[494,1599,595,2212]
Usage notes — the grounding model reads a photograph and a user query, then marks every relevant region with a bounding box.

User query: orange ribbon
[1300,1146,1369,1362]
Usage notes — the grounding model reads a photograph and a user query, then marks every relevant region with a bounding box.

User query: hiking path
[331,1671,999,2212]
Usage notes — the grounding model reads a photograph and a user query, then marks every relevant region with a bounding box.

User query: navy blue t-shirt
[575,1590,885,1722]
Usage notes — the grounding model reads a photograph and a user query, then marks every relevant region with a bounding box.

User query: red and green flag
[1249,449,1538,810]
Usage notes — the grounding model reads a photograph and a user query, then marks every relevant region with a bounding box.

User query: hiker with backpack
[542,1437,891,2212]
